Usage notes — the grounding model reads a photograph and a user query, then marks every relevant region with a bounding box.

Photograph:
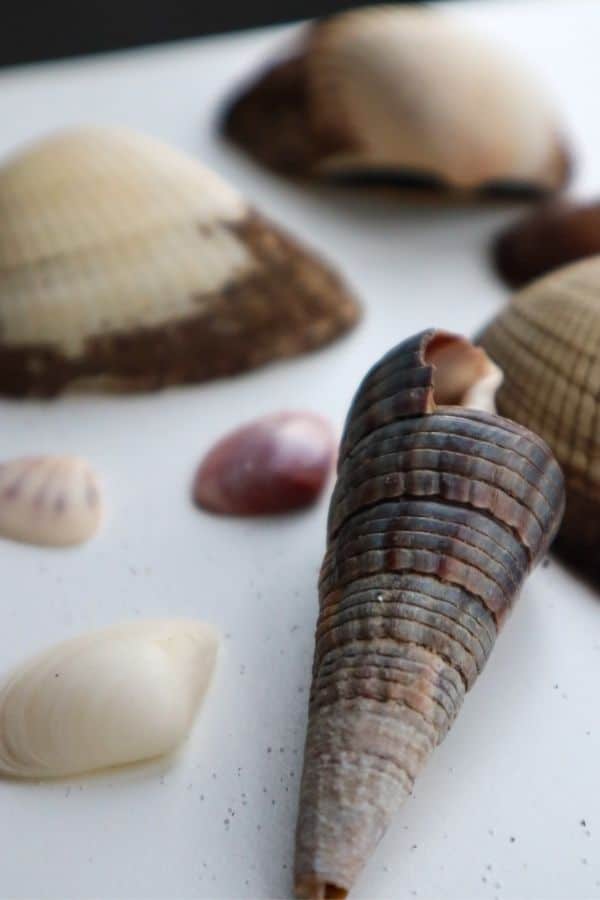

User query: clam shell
[0,455,102,547]
[224,7,570,197]
[294,329,564,898]
[0,127,359,396]
[479,256,600,570]
[493,200,600,287]
[0,619,218,778]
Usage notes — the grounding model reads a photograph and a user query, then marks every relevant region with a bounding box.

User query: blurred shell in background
[493,200,600,287]
[479,257,600,573]
[0,127,359,397]
[223,5,570,199]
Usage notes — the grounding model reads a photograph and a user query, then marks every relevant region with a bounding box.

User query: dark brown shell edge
[493,200,600,289]
[294,329,564,899]
[0,211,360,397]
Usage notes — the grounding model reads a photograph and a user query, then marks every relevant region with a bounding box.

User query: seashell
[0,619,219,778]
[0,127,359,397]
[194,411,336,516]
[0,455,102,547]
[478,257,600,571]
[493,200,600,287]
[294,329,564,898]
[223,6,570,198]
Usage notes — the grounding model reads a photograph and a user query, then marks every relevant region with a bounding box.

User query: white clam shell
[0,620,219,778]
[0,455,102,547]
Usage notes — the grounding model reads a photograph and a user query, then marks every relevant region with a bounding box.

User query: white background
[0,2,598,897]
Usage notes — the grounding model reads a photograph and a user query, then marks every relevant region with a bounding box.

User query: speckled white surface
[0,2,598,898]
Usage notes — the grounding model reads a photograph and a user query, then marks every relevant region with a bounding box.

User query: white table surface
[0,2,599,898]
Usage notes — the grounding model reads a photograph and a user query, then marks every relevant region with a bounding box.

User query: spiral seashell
[0,455,102,547]
[0,127,359,397]
[0,619,219,778]
[478,257,600,571]
[294,329,564,898]
[493,200,600,287]
[193,411,336,515]
[223,6,570,198]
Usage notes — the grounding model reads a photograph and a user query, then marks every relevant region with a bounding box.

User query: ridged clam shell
[493,200,600,287]
[0,127,359,396]
[0,620,218,778]
[479,257,600,570]
[223,6,569,197]
[294,329,564,898]
[0,455,102,547]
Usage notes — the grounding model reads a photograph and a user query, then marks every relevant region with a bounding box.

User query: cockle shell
[0,127,359,397]
[223,6,570,197]
[194,411,336,515]
[493,200,600,287]
[294,330,564,898]
[0,620,218,778]
[0,455,102,547]
[479,257,600,570]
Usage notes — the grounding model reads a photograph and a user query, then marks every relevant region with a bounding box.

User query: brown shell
[223,7,570,200]
[493,200,600,288]
[294,329,564,898]
[0,127,359,397]
[479,257,600,572]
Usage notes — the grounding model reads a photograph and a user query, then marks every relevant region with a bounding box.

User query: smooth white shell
[0,620,219,778]
[0,455,102,547]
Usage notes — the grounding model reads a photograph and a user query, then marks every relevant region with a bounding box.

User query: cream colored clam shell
[0,127,248,360]
[0,455,102,547]
[0,620,219,778]
[307,7,566,189]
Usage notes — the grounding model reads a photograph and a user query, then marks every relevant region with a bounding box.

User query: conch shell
[493,200,600,287]
[0,127,359,396]
[478,257,600,571]
[0,455,102,547]
[294,330,564,898]
[223,6,570,197]
[0,620,218,778]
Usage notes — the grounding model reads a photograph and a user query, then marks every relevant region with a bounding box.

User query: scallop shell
[0,127,359,396]
[493,200,600,287]
[479,256,600,571]
[294,330,564,898]
[0,455,102,547]
[223,6,570,197]
[193,411,336,515]
[0,619,218,778]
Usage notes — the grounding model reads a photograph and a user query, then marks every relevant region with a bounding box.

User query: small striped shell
[224,6,570,197]
[479,257,600,570]
[294,330,564,899]
[0,456,102,547]
[0,127,359,396]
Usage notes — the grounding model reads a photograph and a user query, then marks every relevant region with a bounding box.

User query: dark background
[1,0,425,68]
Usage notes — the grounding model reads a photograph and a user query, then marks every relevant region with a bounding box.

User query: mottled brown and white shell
[493,200,600,287]
[479,257,600,571]
[294,330,564,898]
[223,6,570,198]
[0,456,102,547]
[0,127,359,397]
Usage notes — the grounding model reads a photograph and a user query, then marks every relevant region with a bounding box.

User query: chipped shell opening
[424,332,503,414]
[295,877,348,900]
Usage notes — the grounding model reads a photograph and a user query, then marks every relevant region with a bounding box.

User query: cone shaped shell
[479,256,600,569]
[0,127,359,396]
[224,7,569,196]
[0,619,219,778]
[295,329,564,898]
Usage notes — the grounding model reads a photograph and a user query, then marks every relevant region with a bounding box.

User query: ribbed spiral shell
[294,329,564,899]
